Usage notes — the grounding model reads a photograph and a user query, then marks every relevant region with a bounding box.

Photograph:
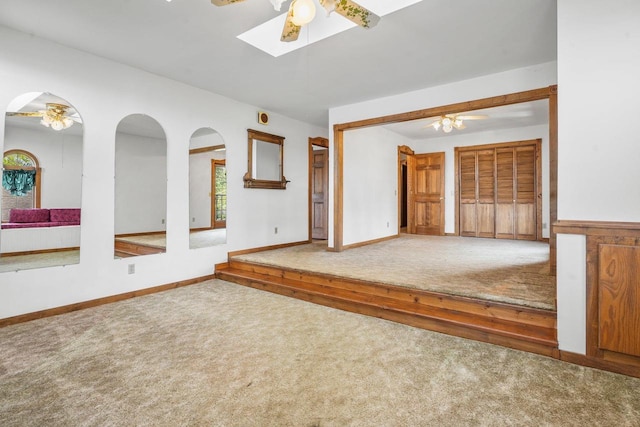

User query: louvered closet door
[476,150,496,237]
[459,151,477,236]
[459,150,495,237]
[515,146,536,240]
[495,148,515,239]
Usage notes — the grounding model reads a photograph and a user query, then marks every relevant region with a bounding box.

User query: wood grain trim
[342,234,398,250]
[1,247,80,257]
[334,87,553,131]
[189,145,225,155]
[115,231,166,238]
[0,275,216,328]
[456,139,541,152]
[535,138,543,241]
[333,127,344,251]
[227,240,310,257]
[309,136,329,148]
[549,86,558,274]
[554,220,640,237]
[454,147,460,236]
[560,350,640,379]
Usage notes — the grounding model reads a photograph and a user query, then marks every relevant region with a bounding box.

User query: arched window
[1,150,41,222]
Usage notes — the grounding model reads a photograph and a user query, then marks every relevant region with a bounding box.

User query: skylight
[238,0,423,57]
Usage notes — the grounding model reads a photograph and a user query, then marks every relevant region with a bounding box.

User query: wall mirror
[189,127,227,249]
[1,92,83,273]
[114,114,167,258]
[244,129,288,189]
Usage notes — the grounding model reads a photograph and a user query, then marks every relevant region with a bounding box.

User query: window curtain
[2,169,37,196]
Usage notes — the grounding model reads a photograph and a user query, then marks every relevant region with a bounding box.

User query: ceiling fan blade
[320,0,380,28]
[210,0,246,6]
[421,119,441,128]
[456,115,488,120]
[281,4,302,42]
[6,111,44,118]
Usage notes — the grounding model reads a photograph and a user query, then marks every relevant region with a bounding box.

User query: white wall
[343,127,410,245]
[329,61,558,248]
[555,0,640,354]
[115,131,167,234]
[0,26,326,319]
[3,124,83,208]
[408,124,550,236]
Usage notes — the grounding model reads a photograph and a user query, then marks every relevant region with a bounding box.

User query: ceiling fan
[7,103,81,131]
[211,0,380,42]
[423,114,488,133]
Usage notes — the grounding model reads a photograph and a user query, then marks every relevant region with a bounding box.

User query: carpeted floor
[0,280,638,426]
[0,249,79,273]
[115,229,227,249]
[233,235,556,310]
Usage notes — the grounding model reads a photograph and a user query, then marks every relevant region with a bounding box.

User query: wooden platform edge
[0,274,216,328]
[559,350,640,379]
[227,240,310,257]
[217,268,559,358]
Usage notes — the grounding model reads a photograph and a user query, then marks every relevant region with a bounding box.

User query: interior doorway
[212,159,226,229]
[309,137,329,240]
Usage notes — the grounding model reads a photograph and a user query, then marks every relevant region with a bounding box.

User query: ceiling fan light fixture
[291,0,316,26]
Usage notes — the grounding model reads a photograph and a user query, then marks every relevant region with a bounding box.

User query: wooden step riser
[225,269,555,342]
[114,241,165,256]
[217,270,558,358]
[228,260,556,330]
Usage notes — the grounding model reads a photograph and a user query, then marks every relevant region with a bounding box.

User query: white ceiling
[0,0,557,128]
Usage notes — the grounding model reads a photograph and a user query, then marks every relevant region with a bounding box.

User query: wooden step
[114,240,165,257]
[217,261,559,357]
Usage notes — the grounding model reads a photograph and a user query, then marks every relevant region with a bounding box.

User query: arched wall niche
[1,91,84,272]
[188,127,226,249]
[114,113,167,258]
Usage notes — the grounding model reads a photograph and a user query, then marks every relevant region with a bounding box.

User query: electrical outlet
[128,264,135,274]
[161,219,165,224]
[543,222,548,229]
[274,227,278,234]
[387,221,390,228]
[192,217,195,222]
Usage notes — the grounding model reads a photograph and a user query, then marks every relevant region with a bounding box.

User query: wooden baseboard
[0,274,215,328]
[228,240,309,257]
[342,234,398,250]
[559,350,640,379]
[115,231,166,238]
[1,247,80,257]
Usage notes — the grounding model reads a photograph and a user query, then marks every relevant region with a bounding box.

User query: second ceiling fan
[211,0,380,42]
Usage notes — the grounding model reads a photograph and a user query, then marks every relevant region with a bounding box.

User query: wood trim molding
[309,136,329,148]
[342,234,398,250]
[0,274,215,328]
[227,240,310,257]
[455,138,542,152]
[189,145,225,155]
[1,246,79,257]
[554,220,640,237]
[559,350,640,379]
[332,86,557,256]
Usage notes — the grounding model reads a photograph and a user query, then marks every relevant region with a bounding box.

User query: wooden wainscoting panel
[598,244,640,357]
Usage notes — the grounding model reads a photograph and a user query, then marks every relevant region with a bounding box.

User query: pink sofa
[2,208,81,229]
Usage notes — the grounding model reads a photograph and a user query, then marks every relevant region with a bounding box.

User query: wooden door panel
[460,203,477,236]
[516,204,536,240]
[495,203,514,238]
[599,244,640,357]
[477,150,495,203]
[477,203,495,237]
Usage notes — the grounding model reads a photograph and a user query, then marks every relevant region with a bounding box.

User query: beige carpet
[0,250,79,273]
[233,235,556,310]
[0,280,638,426]
[115,229,226,249]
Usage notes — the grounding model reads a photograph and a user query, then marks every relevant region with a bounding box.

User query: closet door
[495,148,515,239]
[476,149,495,237]
[459,149,495,237]
[514,146,536,240]
[459,151,478,237]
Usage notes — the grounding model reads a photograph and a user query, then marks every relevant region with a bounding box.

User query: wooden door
[459,150,495,237]
[412,152,445,235]
[514,146,536,240]
[311,148,328,239]
[495,146,537,240]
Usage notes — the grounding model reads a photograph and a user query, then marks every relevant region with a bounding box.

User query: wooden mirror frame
[244,129,288,189]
